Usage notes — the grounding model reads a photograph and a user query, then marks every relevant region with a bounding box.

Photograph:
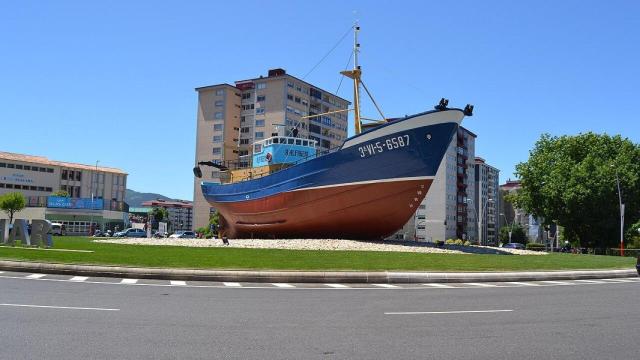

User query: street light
[611,164,625,256]
[468,197,493,246]
[89,160,99,236]
[500,212,514,244]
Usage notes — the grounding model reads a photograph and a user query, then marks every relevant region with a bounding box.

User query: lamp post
[89,160,99,236]
[469,197,493,246]
[466,199,479,244]
[612,166,624,256]
[500,213,513,244]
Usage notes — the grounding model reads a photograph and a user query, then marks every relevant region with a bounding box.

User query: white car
[169,231,196,239]
[51,223,66,236]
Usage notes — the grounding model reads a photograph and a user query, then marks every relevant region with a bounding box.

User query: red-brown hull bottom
[214,179,433,239]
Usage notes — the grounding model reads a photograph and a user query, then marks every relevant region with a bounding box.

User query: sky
[1,0,639,200]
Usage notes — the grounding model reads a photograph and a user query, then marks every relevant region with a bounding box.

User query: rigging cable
[335,51,353,95]
[302,25,354,80]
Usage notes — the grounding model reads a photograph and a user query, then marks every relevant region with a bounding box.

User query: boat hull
[201,108,464,239]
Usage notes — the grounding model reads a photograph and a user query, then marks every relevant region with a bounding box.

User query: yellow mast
[340,22,363,134]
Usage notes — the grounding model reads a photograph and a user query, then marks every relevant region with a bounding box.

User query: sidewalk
[1,260,636,284]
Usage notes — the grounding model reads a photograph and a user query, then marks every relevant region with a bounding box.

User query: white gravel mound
[93,237,545,255]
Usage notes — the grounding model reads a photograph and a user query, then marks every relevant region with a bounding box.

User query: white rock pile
[93,237,545,255]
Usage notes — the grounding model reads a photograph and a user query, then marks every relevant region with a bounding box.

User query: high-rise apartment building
[474,157,500,245]
[392,127,477,242]
[193,68,350,230]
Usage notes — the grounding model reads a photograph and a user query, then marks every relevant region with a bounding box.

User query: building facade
[193,68,350,230]
[0,152,128,234]
[474,157,500,245]
[140,199,193,232]
[499,179,549,244]
[392,127,477,242]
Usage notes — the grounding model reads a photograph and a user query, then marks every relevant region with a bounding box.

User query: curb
[0,260,637,283]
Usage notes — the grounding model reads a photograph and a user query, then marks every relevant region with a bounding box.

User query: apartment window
[257,95,265,102]
[215,100,224,107]
[256,83,266,89]
[296,85,302,92]
[239,150,249,156]
[255,108,265,115]
[24,165,31,170]
[214,112,223,119]
[241,127,250,133]
[287,81,294,88]
[255,132,264,139]
[7,163,14,168]
[302,99,308,106]
[213,124,223,131]
[241,93,251,100]
[287,94,294,101]
[240,139,250,145]
[75,171,81,181]
[213,135,223,143]
[212,147,222,155]
[215,89,224,96]
[255,119,265,127]
[62,169,68,180]
[294,96,301,103]
[45,187,52,192]
[0,163,5,167]
[241,104,254,110]
[16,164,23,169]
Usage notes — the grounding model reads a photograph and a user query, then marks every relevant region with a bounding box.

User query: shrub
[463,241,472,246]
[454,239,464,246]
[445,239,456,245]
[526,243,546,251]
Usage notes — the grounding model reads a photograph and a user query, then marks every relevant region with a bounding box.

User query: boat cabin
[252,136,317,167]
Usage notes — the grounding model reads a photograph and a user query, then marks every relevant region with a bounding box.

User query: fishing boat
[194,25,473,239]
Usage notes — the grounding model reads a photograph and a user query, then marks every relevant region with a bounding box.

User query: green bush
[526,243,546,251]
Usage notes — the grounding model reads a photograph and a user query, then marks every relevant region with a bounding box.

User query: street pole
[89,160,99,236]
[614,169,624,256]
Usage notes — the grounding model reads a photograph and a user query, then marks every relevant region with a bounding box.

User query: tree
[512,133,640,249]
[0,192,26,224]
[51,190,69,197]
[499,224,527,244]
[151,207,169,222]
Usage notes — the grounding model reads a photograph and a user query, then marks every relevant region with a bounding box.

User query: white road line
[271,283,295,288]
[507,282,541,286]
[69,276,88,282]
[372,284,399,288]
[170,280,187,286]
[0,303,119,311]
[465,283,498,287]
[385,309,513,315]
[325,284,349,288]
[574,279,607,284]
[120,278,138,284]
[223,282,242,287]
[601,278,637,283]
[539,281,573,286]
[26,274,46,279]
[423,283,454,288]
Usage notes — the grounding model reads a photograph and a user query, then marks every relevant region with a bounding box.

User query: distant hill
[125,189,174,207]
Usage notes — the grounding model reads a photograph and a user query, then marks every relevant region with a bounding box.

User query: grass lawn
[0,236,635,272]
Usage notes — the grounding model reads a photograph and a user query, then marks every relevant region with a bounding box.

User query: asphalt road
[1,275,638,360]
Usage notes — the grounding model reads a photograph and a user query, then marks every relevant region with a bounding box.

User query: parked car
[169,231,196,239]
[502,242,525,250]
[114,228,146,238]
[51,223,66,236]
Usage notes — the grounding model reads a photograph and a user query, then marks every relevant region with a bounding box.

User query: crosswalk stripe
[539,281,573,285]
[372,284,399,288]
[223,282,241,287]
[70,276,88,282]
[170,280,187,286]
[423,283,454,288]
[272,283,295,288]
[508,282,541,286]
[120,278,138,284]
[465,283,498,287]
[26,274,46,279]
[325,284,349,288]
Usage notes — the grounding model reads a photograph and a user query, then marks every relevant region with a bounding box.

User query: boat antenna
[340,21,362,134]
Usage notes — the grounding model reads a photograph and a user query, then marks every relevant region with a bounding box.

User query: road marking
[385,309,513,315]
[120,278,138,284]
[574,279,606,284]
[170,280,187,286]
[507,282,541,286]
[26,274,46,279]
[0,303,119,311]
[223,282,241,287]
[325,284,349,288]
[465,283,498,287]
[423,283,454,288]
[70,276,88,282]
[603,278,636,282]
[372,284,399,288]
[272,283,295,288]
[539,281,573,285]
